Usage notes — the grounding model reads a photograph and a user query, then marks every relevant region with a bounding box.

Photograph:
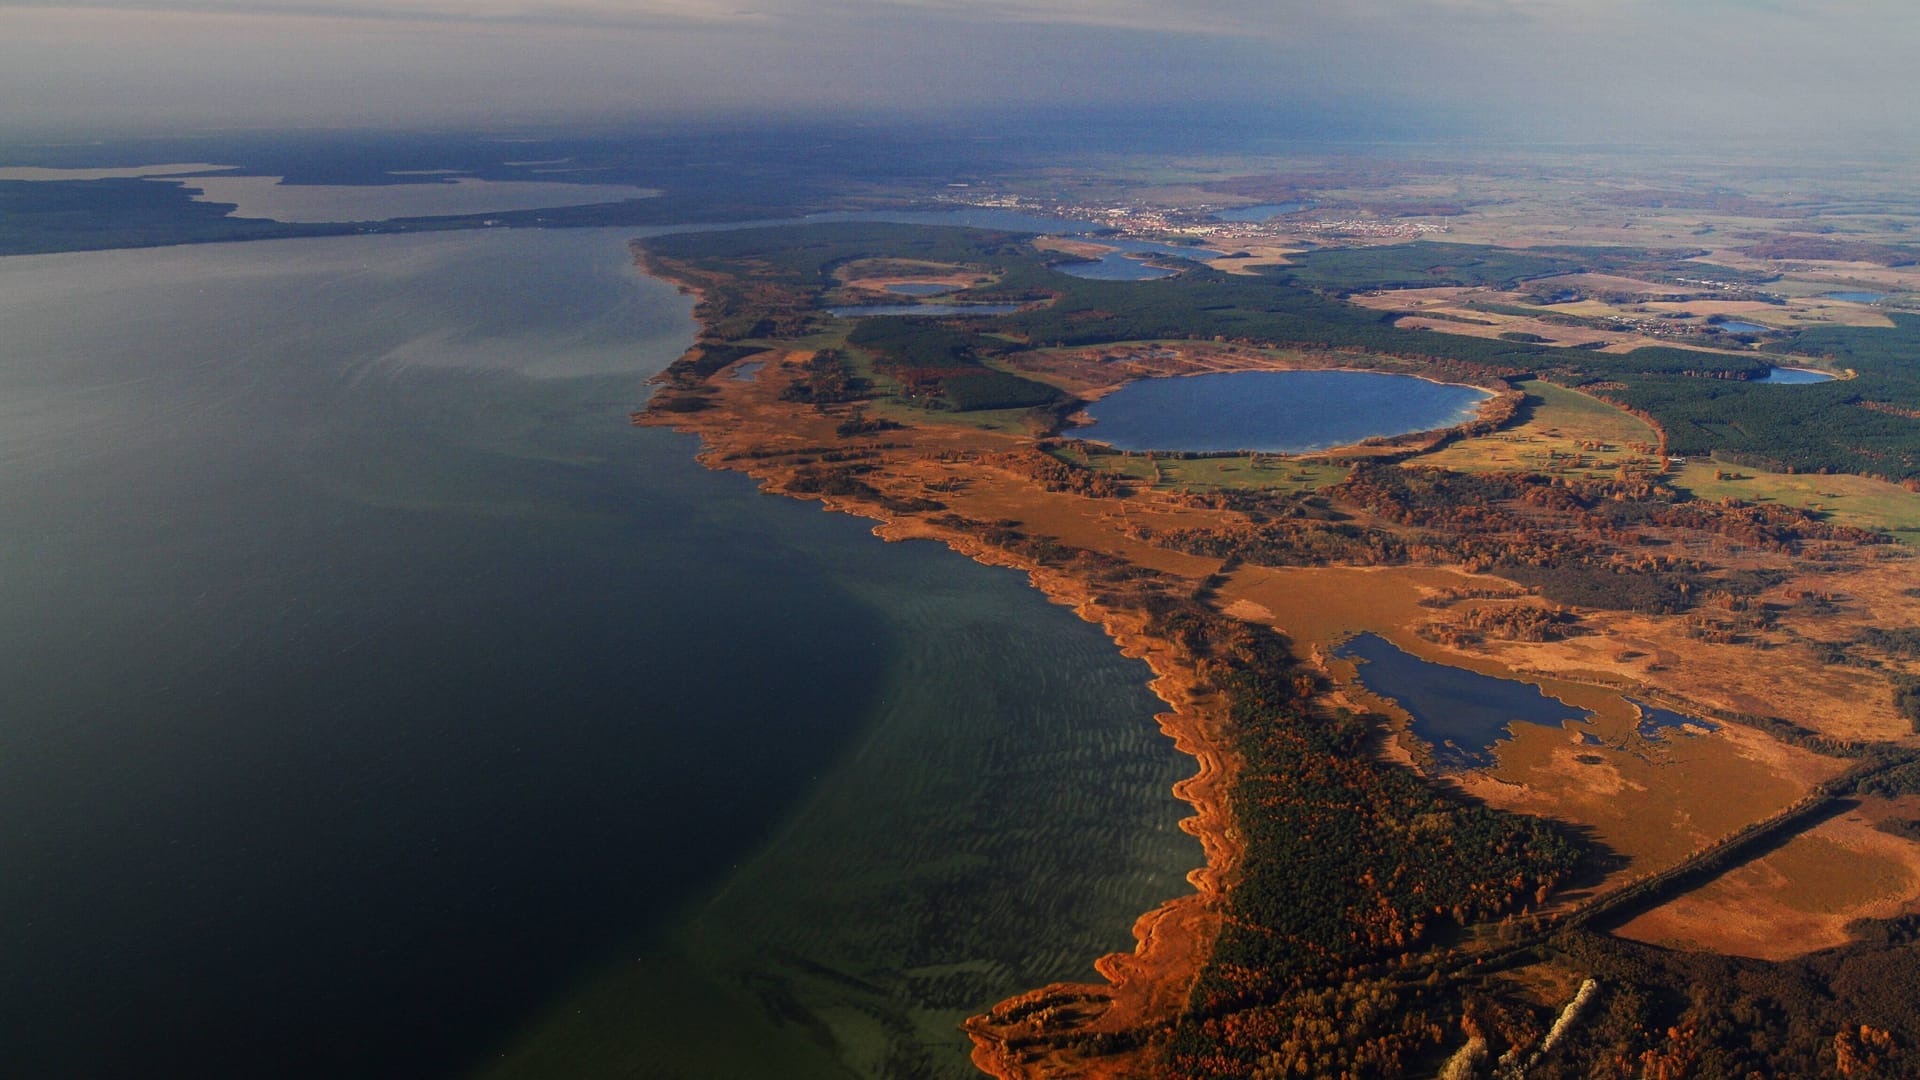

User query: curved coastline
[668,413,1242,1079]
[630,248,1245,1078]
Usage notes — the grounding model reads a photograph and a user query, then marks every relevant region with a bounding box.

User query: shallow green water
[0,224,1195,1079]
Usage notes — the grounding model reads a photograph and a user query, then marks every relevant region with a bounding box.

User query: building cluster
[932,193,1450,248]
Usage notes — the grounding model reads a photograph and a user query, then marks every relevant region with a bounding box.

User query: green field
[1673,460,1920,543]
[1049,443,1350,493]
[1419,379,1663,479]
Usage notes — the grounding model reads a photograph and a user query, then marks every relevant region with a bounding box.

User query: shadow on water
[1336,634,1594,768]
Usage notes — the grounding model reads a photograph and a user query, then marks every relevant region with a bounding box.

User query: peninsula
[634,169,1920,1078]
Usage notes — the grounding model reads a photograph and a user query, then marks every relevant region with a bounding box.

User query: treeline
[1531,925,1920,1079]
[1274,242,1584,291]
[1140,465,1869,616]
[647,223,1920,480]
[1273,240,1776,295]
[1151,602,1586,1077]
[845,318,1062,411]
[1586,314,1920,480]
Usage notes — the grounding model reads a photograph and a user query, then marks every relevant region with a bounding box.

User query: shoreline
[676,428,1243,1079]
[630,250,1252,1077]
[622,231,1914,1076]
[1064,365,1501,456]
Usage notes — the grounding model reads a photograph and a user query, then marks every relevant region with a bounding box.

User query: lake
[1079,370,1492,453]
[1632,698,1719,740]
[1054,238,1215,282]
[1757,367,1837,384]
[1336,634,1592,767]
[0,227,1192,1078]
[1713,320,1773,333]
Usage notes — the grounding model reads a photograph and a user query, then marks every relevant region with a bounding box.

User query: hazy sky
[1,0,1913,142]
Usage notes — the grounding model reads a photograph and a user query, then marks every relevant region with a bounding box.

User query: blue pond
[1055,238,1215,281]
[1057,251,1176,280]
[1337,634,1593,768]
[1212,201,1310,222]
[828,302,1024,317]
[1714,320,1773,333]
[1080,370,1491,453]
[1756,367,1837,384]
[1824,291,1888,303]
[1632,698,1719,740]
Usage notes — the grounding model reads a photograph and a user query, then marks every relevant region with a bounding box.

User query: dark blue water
[0,228,1190,1079]
[1056,250,1177,280]
[1055,238,1214,282]
[1081,370,1491,453]
[1824,291,1888,303]
[1632,698,1719,740]
[1337,634,1592,767]
[886,282,957,296]
[829,302,1024,316]
[1714,320,1772,333]
[1756,366,1837,384]
[1213,201,1309,222]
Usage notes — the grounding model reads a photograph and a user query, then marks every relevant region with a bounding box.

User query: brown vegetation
[630,235,1920,1079]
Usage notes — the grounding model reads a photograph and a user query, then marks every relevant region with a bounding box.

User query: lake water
[1756,366,1837,384]
[1714,320,1773,333]
[1080,370,1492,453]
[1824,291,1888,303]
[0,227,1191,1078]
[1337,634,1592,767]
[829,302,1025,316]
[1632,698,1719,740]
[1055,238,1215,282]
[1212,201,1309,222]
[171,174,660,222]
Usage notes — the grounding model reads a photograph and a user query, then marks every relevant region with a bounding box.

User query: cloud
[0,0,767,28]
[0,0,1911,142]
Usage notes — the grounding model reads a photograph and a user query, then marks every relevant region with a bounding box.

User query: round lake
[1079,370,1492,454]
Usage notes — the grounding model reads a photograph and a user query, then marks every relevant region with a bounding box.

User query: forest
[640,219,1920,1079]
[648,222,1920,479]
[1135,600,1587,1078]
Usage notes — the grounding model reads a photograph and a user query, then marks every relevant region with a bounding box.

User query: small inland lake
[1336,634,1593,768]
[1079,370,1492,454]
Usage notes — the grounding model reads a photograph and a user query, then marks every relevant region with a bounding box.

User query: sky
[0,0,1913,143]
